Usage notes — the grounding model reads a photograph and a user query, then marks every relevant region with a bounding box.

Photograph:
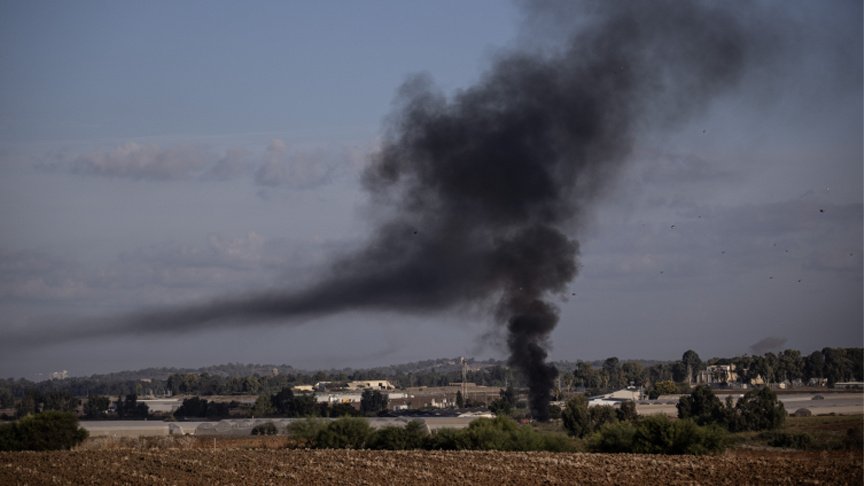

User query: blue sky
[0,1,861,379]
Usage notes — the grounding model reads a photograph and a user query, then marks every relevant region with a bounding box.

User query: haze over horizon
[0,1,861,381]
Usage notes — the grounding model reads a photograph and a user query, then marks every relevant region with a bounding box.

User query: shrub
[561,396,592,438]
[589,416,727,455]
[616,401,638,422]
[677,386,728,427]
[424,427,472,450]
[424,417,576,452]
[314,417,373,449]
[843,425,863,450]
[251,422,278,436]
[588,421,637,453]
[368,420,428,450]
[287,418,328,445]
[589,406,619,431]
[761,431,812,450]
[0,412,88,451]
[634,417,726,455]
[735,387,785,431]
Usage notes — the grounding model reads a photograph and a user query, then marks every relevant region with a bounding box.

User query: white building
[346,380,396,391]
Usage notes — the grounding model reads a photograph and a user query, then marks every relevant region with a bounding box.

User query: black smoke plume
[7,1,775,420]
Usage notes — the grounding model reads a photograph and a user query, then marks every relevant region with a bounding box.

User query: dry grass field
[1,445,861,485]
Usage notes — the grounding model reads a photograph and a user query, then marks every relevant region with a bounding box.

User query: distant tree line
[0,347,859,420]
[571,347,863,396]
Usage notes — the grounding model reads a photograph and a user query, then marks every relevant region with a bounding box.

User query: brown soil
[1,448,861,485]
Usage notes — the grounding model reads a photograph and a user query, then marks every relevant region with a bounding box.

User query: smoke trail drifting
[7,1,777,419]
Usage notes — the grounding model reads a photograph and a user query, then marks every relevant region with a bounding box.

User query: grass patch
[732,414,862,451]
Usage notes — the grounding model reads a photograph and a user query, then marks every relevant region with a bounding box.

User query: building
[346,380,396,391]
[588,387,642,406]
[697,364,738,386]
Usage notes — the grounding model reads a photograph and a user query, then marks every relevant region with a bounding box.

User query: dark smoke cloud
[750,337,789,355]
[5,1,778,419]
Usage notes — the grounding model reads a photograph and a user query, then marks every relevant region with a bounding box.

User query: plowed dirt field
[1,448,861,485]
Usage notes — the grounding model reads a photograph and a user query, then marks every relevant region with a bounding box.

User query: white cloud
[253,138,342,189]
[0,250,91,301]
[70,142,211,180]
[43,138,367,191]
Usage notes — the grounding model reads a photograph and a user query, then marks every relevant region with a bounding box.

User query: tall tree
[681,350,702,384]
[803,350,825,382]
[360,390,388,416]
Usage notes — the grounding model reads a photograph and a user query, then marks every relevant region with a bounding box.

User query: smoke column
[7,1,775,419]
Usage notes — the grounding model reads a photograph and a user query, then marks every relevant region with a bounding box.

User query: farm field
[1,447,861,485]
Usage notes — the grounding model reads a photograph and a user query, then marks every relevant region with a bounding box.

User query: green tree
[42,392,78,412]
[803,350,825,382]
[271,388,296,416]
[589,406,618,431]
[290,394,318,417]
[488,385,516,416]
[561,395,591,438]
[116,394,148,419]
[681,350,702,384]
[175,396,209,418]
[83,395,110,419]
[368,420,428,450]
[251,422,278,436]
[251,393,275,417]
[734,387,785,431]
[621,361,645,387]
[631,415,726,455]
[0,411,88,451]
[360,390,388,416]
[616,401,638,422]
[822,348,850,385]
[16,393,38,417]
[602,357,622,390]
[328,402,358,417]
[314,417,373,448]
[676,386,728,427]
[166,373,200,395]
[777,349,803,383]
[573,361,600,390]
[241,376,261,394]
[455,390,465,408]
[649,380,678,399]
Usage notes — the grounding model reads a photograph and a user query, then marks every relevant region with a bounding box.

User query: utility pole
[460,357,469,403]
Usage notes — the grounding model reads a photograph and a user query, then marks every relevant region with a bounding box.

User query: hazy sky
[1,1,861,379]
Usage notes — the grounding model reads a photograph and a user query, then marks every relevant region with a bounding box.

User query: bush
[314,417,373,449]
[368,420,428,450]
[677,386,729,427]
[561,396,592,438]
[761,431,812,450]
[589,416,727,455]
[424,427,472,450]
[425,416,576,452]
[616,401,638,422]
[633,416,726,455]
[588,406,618,432]
[588,421,637,453]
[0,412,88,451]
[293,416,576,452]
[251,422,278,436]
[843,426,863,450]
[287,418,328,445]
[735,387,785,431]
